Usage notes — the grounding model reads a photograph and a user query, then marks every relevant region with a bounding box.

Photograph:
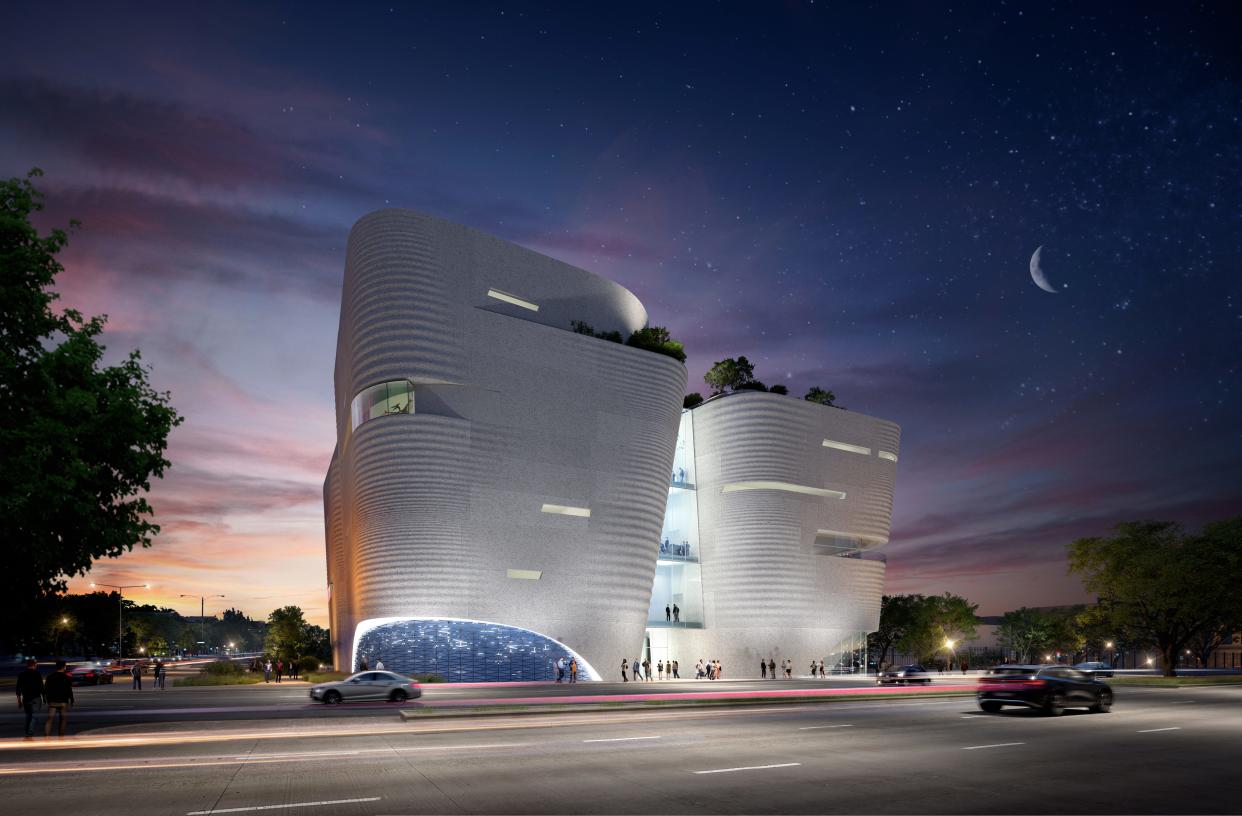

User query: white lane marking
[960,715,986,719]
[695,762,802,775]
[1137,727,1181,733]
[583,736,661,743]
[798,724,854,730]
[1169,700,1196,704]
[961,742,1025,750]
[186,798,381,815]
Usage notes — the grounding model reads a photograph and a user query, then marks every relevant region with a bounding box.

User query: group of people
[15,659,74,739]
[696,659,723,679]
[128,660,167,689]
[620,657,682,681]
[759,658,835,678]
[554,656,579,682]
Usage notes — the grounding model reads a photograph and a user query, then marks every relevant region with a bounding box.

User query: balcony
[657,540,697,562]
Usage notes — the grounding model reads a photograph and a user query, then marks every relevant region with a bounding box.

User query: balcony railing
[658,540,695,560]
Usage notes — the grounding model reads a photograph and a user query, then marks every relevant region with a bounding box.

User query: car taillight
[1019,679,1046,687]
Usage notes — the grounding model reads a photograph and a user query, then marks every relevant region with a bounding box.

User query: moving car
[1073,661,1114,678]
[977,664,1112,715]
[309,671,421,704]
[876,664,932,685]
[69,665,115,685]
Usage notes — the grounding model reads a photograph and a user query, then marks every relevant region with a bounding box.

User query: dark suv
[977,664,1113,715]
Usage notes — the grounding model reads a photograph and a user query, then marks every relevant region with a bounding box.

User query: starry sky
[4,2,1240,626]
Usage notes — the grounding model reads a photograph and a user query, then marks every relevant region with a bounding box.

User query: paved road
[0,683,1238,813]
[0,676,921,729]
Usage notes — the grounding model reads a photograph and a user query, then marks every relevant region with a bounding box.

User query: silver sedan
[309,671,422,704]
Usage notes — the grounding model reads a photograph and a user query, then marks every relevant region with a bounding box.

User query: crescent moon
[1030,245,1058,294]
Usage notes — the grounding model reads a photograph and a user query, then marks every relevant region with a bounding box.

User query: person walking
[43,661,74,738]
[130,662,142,690]
[15,659,44,739]
[621,658,628,682]
[673,604,680,623]
[961,658,969,675]
[761,659,767,679]
[153,660,165,689]
[768,657,776,679]
[641,659,650,682]
[657,660,664,680]
[263,659,272,683]
[810,660,818,678]
[818,659,826,677]
[672,659,680,679]
[275,659,284,683]
[569,658,578,683]
[786,658,793,679]
[665,604,671,622]
[633,657,643,681]
[555,656,565,683]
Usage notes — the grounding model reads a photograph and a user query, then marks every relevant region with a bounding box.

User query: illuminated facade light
[822,438,871,456]
[486,288,539,311]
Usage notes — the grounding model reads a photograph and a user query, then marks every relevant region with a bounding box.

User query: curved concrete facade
[651,392,897,675]
[325,209,686,678]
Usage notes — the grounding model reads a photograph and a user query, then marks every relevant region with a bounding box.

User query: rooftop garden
[683,356,842,409]
[570,320,686,363]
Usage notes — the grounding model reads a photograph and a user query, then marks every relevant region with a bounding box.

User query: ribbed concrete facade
[651,392,897,675]
[325,209,686,678]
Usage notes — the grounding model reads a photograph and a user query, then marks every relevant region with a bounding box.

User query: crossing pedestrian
[15,659,43,739]
[43,661,73,737]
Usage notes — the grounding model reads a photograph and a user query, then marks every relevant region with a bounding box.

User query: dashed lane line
[961,742,1025,750]
[798,724,853,730]
[694,762,802,774]
[186,797,381,815]
[582,736,661,743]
[1137,727,1181,733]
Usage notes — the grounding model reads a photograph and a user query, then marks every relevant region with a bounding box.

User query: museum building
[324,209,899,681]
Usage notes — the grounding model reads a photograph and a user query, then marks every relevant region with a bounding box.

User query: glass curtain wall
[350,380,415,430]
[649,410,705,627]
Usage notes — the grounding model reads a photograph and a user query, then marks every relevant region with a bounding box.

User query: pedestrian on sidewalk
[633,657,643,681]
[16,658,43,739]
[761,659,767,679]
[768,657,776,679]
[641,659,650,682]
[264,659,272,683]
[275,659,284,683]
[672,659,680,679]
[785,658,792,679]
[657,660,664,680]
[130,662,142,690]
[818,660,826,677]
[44,661,73,738]
[154,660,165,689]
[621,658,628,682]
[569,658,578,683]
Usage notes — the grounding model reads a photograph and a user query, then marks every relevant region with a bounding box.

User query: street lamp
[90,581,149,660]
[944,638,956,672]
[180,594,225,655]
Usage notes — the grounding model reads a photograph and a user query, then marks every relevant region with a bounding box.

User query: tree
[0,170,182,640]
[264,606,310,661]
[919,592,979,664]
[997,607,1055,663]
[1067,519,1242,676]
[867,594,925,670]
[703,356,755,395]
[769,384,789,395]
[803,386,839,407]
[626,326,686,363]
[683,392,704,409]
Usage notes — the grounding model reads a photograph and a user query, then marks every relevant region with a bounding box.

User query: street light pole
[90,582,149,660]
[180,594,225,655]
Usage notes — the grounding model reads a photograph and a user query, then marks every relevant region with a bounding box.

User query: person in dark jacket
[43,661,74,737]
[15,659,44,739]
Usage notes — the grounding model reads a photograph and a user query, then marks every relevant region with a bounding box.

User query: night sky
[4,2,1240,626]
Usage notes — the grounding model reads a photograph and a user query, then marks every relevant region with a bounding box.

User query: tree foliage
[703,356,756,395]
[682,392,704,409]
[0,170,182,636]
[1067,518,1242,676]
[626,325,686,363]
[997,607,1056,663]
[803,386,839,407]
[868,593,979,666]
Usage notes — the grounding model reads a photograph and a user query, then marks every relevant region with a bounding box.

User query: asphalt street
[0,683,1238,814]
[0,676,920,729]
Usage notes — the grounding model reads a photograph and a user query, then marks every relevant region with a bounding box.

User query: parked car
[69,665,115,686]
[309,671,422,704]
[876,665,932,685]
[1073,661,1114,678]
[977,664,1112,715]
